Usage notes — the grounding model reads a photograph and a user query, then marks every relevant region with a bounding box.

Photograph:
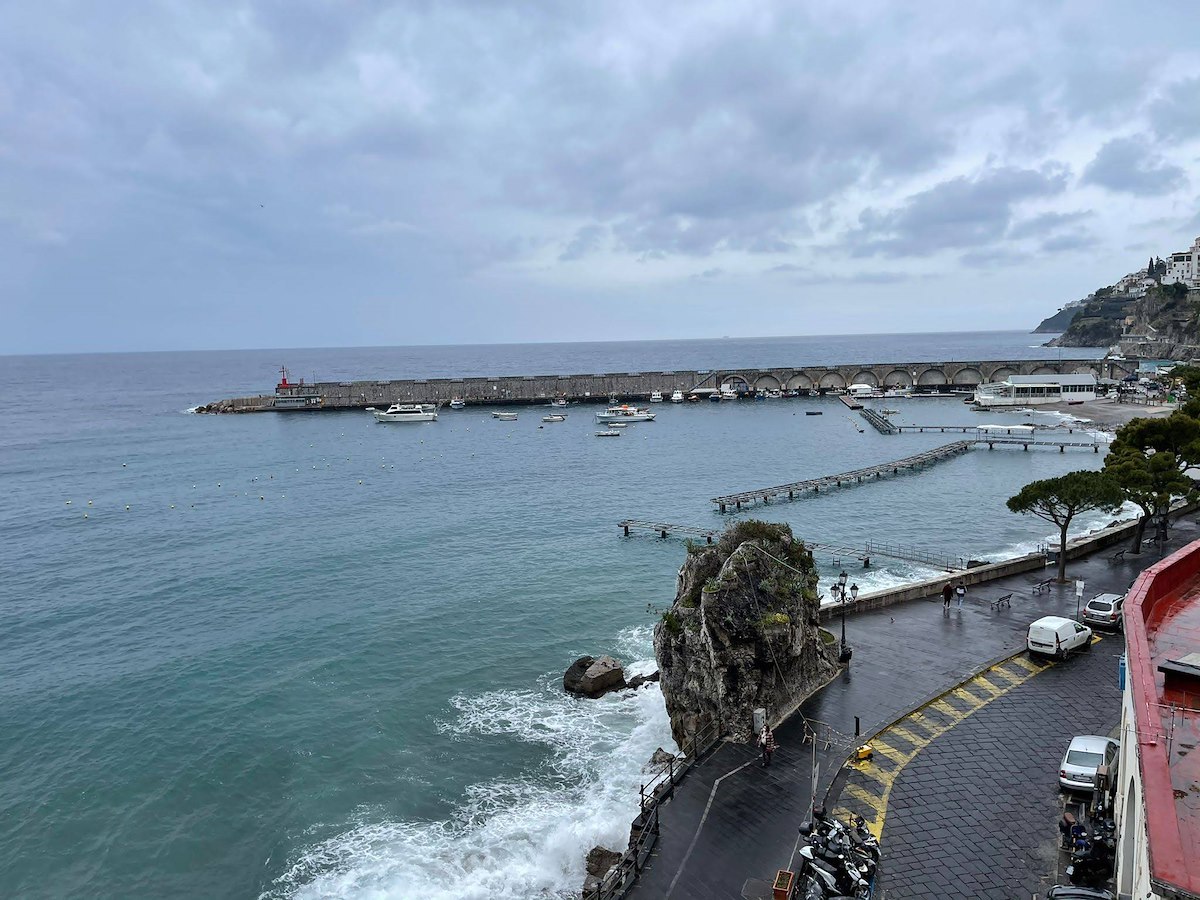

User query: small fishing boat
[595,430,621,437]
[670,390,684,403]
[719,386,738,401]
[649,390,664,403]
[373,403,437,423]
[541,414,567,423]
[493,411,518,421]
[595,404,656,422]
[550,397,568,408]
[805,411,823,416]
[607,421,628,428]
[768,390,783,399]
[708,392,722,403]
[449,398,466,409]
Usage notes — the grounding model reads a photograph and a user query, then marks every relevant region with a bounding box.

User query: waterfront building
[1113,540,1200,900]
[972,373,1096,407]
[1162,237,1200,288]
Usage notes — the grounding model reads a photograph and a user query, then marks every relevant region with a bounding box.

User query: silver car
[1059,734,1119,791]
[1082,592,1124,630]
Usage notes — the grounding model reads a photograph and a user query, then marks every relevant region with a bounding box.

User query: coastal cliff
[1048,283,1198,351]
[652,521,839,746]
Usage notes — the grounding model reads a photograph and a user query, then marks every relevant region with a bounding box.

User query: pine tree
[1149,256,1155,277]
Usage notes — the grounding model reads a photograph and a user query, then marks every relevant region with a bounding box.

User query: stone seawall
[197,357,1135,412]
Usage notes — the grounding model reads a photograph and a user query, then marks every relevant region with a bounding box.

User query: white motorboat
[670,390,684,403]
[542,414,567,423]
[550,397,568,408]
[595,404,656,422]
[607,421,628,428]
[449,398,466,409]
[719,386,738,401]
[649,390,664,403]
[768,390,783,399]
[596,430,621,437]
[373,403,437,423]
[493,411,518,420]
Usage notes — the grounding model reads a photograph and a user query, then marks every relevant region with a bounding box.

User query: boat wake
[265,628,673,900]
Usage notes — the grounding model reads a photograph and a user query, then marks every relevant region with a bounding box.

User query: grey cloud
[1040,231,1097,254]
[1150,78,1200,143]
[960,247,1032,269]
[848,166,1069,258]
[1008,210,1093,240]
[558,224,607,261]
[1082,137,1186,195]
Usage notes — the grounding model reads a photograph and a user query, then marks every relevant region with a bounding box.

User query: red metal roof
[1125,539,1200,898]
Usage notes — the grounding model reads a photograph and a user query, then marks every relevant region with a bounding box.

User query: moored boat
[649,390,664,403]
[373,403,437,423]
[671,390,684,403]
[595,404,656,422]
[449,398,466,409]
[493,411,518,420]
[719,386,738,401]
[550,397,568,408]
[595,430,621,437]
[542,414,567,422]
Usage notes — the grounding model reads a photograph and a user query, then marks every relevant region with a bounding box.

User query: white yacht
[449,398,466,409]
[550,397,568,408]
[373,403,437,423]
[596,404,656,422]
[649,390,664,403]
[719,386,739,401]
[670,390,684,403]
[493,411,518,420]
[541,414,566,423]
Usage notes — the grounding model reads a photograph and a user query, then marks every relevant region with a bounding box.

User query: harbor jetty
[195,358,1137,412]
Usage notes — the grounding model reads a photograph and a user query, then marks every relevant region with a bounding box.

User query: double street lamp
[837,570,858,663]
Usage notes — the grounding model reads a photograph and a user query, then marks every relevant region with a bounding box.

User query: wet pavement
[626,516,1198,899]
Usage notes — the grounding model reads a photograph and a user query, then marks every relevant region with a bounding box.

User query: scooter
[848,814,882,861]
[798,846,870,899]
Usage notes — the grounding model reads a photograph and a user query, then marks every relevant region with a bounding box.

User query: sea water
[0,333,1116,898]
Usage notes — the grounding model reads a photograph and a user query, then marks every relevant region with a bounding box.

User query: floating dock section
[711,441,974,512]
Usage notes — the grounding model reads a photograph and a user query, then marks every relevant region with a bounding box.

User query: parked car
[1028,616,1093,658]
[1046,886,1115,900]
[1082,593,1125,630]
[1059,734,1120,791]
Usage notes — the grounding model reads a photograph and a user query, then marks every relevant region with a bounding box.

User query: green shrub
[762,612,791,627]
[661,610,682,634]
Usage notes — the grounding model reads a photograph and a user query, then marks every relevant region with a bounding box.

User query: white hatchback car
[1027,615,1093,658]
[1059,734,1119,790]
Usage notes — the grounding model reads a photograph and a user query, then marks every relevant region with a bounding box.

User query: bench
[1109,549,1126,564]
[990,592,1012,611]
[1032,578,1054,595]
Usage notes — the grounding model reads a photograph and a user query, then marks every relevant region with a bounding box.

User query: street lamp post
[838,570,857,663]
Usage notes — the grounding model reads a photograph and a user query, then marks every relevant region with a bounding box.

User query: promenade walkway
[627,516,1200,899]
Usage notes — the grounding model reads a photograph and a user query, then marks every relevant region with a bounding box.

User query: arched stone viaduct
[709,358,1135,393]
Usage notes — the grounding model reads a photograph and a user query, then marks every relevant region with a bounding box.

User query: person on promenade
[942,581,953,610]
[759,724,777,768]
[956,581,966,609]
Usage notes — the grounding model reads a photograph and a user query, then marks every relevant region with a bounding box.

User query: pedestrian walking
[758,724,777,768]
[956,581,966,610]
[941,581,953,610]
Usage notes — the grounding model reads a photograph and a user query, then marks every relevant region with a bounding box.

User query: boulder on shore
[626,670,661,691]
[582,845,622,895]
[563,655,627,697]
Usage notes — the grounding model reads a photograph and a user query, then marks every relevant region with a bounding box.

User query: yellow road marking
[834,651,1057,844]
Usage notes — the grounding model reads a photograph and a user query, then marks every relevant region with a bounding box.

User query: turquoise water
[0,335,1116,898]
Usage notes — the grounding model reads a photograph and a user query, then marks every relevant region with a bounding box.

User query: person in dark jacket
[941,581,954,610]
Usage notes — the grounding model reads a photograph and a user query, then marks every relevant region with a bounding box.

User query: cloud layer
[3,0,1200,352]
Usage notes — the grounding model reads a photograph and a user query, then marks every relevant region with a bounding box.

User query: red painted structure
[1124,538,1200,898]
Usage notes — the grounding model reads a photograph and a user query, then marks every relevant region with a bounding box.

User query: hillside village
[1036,235,1200,357]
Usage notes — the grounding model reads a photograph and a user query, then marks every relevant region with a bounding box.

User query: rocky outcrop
[582,846,622,895]
[626,670,661,690]
[653,520,839,747]
[563,655,626,698]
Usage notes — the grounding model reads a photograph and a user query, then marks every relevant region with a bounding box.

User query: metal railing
[583,721,722,900]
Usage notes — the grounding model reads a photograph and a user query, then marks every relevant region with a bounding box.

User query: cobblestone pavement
[829,636,1121,899]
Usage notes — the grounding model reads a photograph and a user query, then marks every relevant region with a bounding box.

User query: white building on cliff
[1162,236,1200,288]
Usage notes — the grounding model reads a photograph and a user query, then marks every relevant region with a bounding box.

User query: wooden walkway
[619,520,720,542]
[979,436,1104,453]
[711,441,974,511]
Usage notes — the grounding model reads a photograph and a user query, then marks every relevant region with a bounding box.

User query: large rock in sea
[653,520,840,747]
[563,655,626,698]
[582,845,623,895]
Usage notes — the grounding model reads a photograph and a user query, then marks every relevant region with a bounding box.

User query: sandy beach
[1040,397,1178,432]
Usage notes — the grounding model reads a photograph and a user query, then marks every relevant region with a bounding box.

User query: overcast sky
[4,0,1200,354]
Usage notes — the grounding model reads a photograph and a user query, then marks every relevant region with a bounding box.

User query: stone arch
[952,366,983,385]
[851,370,879,387]
[818,371,847,389]
[786,372,813,390]
[882,369,914,387]
[986,366,1017,382]
[1030,365,1057,375]
[753,374,782,391]
[916,368,948,386]
[1072,364,1100,377]
[720,374,751,393]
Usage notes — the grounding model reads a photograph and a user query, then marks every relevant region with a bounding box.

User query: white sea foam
[267,662,674,900]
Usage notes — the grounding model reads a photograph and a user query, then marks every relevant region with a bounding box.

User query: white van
[1027,616,1093,658]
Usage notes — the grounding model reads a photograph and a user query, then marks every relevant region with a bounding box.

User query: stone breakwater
[195,357,1136,413]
